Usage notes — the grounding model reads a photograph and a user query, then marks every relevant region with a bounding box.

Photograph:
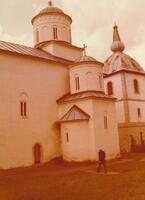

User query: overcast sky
[0,0,145,68]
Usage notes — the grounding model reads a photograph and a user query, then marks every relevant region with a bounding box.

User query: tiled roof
[0,40,72,65]
[57,91,116,103]
[75,55,96,63]
[59,105,90,122]
[104,52,144,74]
[39,6,64,14]
[104,25,144,74]
[31,5,72,24]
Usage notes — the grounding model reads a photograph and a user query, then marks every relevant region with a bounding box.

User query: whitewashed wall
[61,121,89,161]
[92,99,120,159]
[33,14,72,46]
[0,52,69,169]
[70,64,103,94]
[42,42,83,61]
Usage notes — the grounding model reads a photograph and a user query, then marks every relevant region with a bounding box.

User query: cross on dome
[83,44,87,56]
[48,0,53,6]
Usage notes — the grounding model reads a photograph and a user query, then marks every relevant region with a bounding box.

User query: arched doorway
[33,143,42,164]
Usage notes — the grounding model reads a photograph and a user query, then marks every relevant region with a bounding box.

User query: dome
[104,52,144,74]
[31,2,72,46]
[31,2,72,24]
[104,24,144,74]
[75,55,96,63]
[39,6,64,15]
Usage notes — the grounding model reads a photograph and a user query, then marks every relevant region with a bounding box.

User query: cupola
[104,24,144,74]
[70,48,104,94]
[31,1,72,47]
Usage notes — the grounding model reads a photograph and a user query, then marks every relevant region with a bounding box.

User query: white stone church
[0,2,145,169]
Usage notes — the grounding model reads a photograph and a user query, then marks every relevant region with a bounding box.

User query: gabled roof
[59,105,90,122]
[0,40,72,65]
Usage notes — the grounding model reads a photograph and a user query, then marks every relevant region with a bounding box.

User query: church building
[0,1,144,169]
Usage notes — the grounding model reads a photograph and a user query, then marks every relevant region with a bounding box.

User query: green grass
[0,153,145,200]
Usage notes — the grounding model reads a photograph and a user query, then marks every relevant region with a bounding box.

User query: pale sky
[0,0,145,68]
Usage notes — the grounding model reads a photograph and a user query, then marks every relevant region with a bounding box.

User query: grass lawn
[0,153,145,200]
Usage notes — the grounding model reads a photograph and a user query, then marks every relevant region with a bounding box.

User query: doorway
[33,143,42,164]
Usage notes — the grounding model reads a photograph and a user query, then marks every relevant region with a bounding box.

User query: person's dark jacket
[98,150,106,162]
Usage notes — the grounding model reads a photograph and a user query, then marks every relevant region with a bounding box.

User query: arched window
[20,93,28,118]
[66,133,69,142]
[75,75,80,90]
[36,30,39,43]
[99,73,103,89]
[137,108,141,118]
[20,101,27,117]
[107,81,113,95]
[104,115,108,129]
[53,26,58,40]
[133,79,139,94]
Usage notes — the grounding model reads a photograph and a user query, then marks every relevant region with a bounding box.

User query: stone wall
[118,123,145,152]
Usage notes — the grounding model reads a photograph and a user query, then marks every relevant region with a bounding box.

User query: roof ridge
[57,91,116,103]
[0,40,33,49]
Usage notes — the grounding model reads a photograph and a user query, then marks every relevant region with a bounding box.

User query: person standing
[97,149,107,173]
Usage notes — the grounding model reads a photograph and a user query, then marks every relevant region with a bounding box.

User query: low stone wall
[118,123,145,153]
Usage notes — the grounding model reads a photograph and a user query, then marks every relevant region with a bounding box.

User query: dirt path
[0,157,137,177]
